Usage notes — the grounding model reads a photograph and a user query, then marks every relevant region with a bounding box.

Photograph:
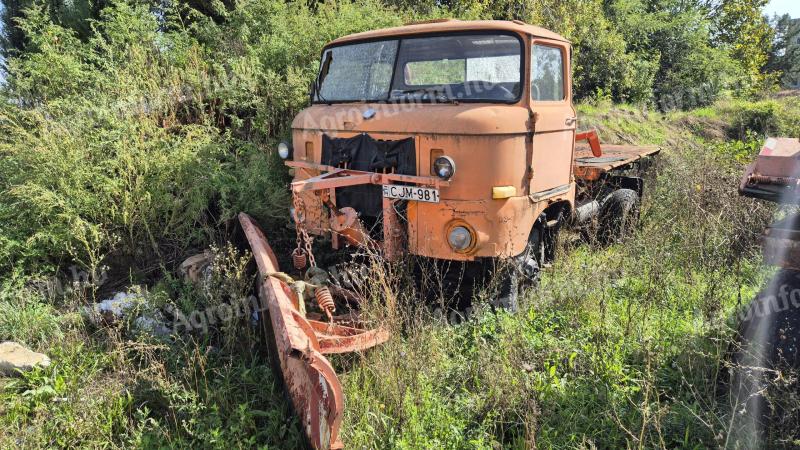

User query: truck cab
[286,20,575,259]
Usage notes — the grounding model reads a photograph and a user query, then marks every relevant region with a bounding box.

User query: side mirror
[309,81,315,104]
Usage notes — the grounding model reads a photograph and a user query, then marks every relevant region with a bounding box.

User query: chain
[303,227,316,267]
[292,192,317,268]
[293,193,304,250]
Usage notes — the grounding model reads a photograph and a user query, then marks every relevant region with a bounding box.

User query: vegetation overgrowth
[1,0,799,448]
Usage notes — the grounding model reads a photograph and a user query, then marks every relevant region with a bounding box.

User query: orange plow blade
[238,213,389,450]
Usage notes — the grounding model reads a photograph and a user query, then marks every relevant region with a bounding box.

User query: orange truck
[238,19,660,449]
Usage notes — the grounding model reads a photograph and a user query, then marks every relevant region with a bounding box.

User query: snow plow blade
[238,213,389,450]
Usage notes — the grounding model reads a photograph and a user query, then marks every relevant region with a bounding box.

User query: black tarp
[322,134,416,217]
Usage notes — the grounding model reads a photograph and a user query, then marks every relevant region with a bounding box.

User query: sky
[765,0,800,19]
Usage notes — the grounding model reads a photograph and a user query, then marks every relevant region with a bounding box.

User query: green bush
[728,100,781,139]
[0,0,402,276]
[719,99,800,139]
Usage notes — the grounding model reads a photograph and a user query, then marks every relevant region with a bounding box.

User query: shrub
[0,0,401,276]
[727,100,781,139]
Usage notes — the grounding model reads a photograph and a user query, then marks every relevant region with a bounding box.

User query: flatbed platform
[574,143,661,181]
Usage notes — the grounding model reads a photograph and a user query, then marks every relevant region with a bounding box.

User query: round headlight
[278,142,291,160]
[433,156,455,180]
[447,226,473,252]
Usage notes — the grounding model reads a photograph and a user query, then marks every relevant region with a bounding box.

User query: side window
[531,44,565,101]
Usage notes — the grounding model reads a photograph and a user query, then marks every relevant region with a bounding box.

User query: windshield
[314,33,523,103]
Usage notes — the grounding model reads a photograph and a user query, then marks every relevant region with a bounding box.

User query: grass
[1,97,798,449]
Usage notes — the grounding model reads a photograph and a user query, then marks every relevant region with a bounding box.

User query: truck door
[529,40,575,195]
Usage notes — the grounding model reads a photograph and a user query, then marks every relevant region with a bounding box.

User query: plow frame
[239,213,389,450]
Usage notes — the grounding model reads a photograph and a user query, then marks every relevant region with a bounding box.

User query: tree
[2,0,112,56]
[1,0,191,58]
[608,0,738,109]
[767,14,800,88]
[712,0,774,92]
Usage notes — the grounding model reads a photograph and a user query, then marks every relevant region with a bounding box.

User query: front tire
[493,226,543,312]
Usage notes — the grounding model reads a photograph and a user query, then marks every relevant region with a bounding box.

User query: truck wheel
[598,189,640,244]
[494,267,520,312]
[728,269,800,444]
[518,226,543,289]
[493,226,543,312]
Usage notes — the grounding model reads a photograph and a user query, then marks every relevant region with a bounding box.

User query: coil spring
[291,248,307,270]
[314,286,335,320]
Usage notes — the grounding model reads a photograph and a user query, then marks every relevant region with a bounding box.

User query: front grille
[321,133,416,218]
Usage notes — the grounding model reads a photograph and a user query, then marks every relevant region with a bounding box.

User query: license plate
[382,185,440,203]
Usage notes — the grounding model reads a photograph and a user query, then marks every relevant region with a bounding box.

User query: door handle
[565,117,577,126]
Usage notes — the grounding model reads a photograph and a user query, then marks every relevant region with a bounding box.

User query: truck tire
[728,269,800,445]
[493,267,520,312]
[598,189,640,244]
[493,226,543,312]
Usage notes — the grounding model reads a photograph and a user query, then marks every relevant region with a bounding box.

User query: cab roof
[328,19,570,46]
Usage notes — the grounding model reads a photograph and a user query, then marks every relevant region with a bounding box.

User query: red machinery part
[739,137,800,203]
[292,248,308,270]
[738,137,800,271]
[238,213,389,450]
[575,129,603,157]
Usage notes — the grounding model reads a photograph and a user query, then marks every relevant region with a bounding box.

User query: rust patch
[239,213,389,450]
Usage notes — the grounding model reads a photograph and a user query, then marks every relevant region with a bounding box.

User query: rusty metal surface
[287,23,575,262]
[740,137,800,203]
[238,213,389,450]
[575,129,602,157]
[746,138,800,181]
[287,163,452,259]
[329,207,370,247]
[295,189,327,235]
[288,131,558,260]
[307,320,391,355]
[287,23,620,261]
[292,104,532,136]
[574,143,660,181]
[747,174,800,186]
[328,19,570,47]
[287,162,450,190]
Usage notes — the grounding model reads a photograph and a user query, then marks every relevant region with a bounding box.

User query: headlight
[278,142,291,160]
[447,226,473,252]
[433,156,455,180]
